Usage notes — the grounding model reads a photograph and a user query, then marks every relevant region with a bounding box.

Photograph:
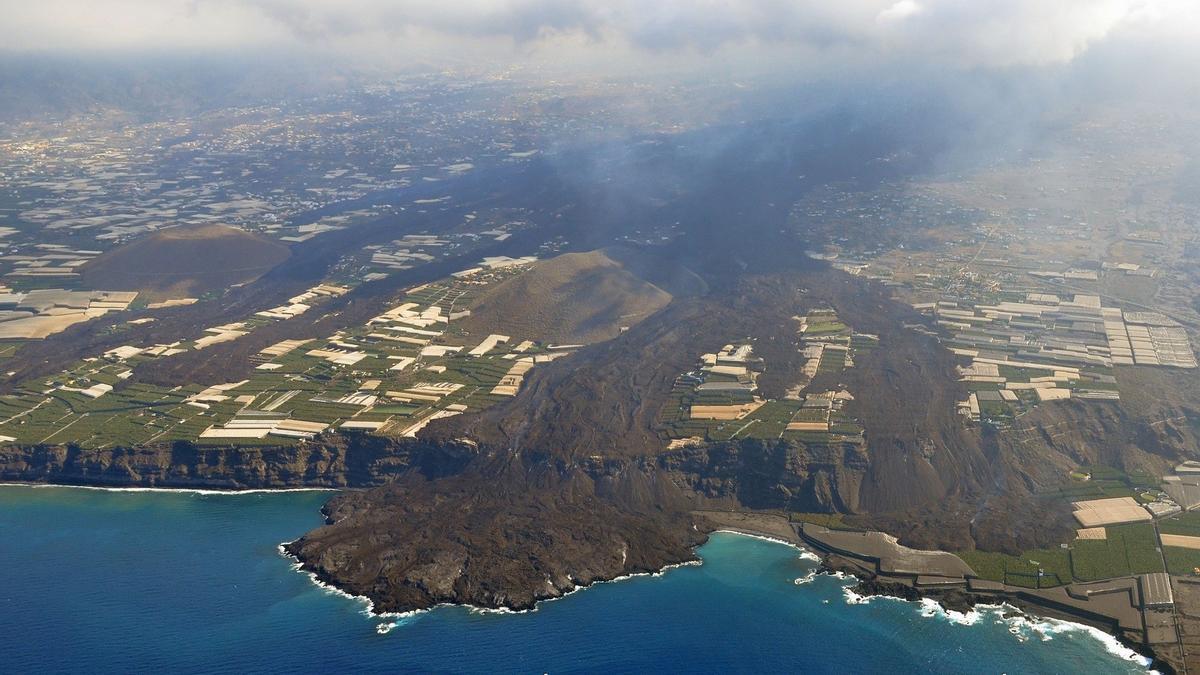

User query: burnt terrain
[6,117,1200,619]
[282,258,1067,612]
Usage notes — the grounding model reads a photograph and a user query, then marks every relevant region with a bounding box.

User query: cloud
[876,1,923,23]
[0,0,1196,72]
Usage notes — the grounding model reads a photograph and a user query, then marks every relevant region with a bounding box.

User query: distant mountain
[0,53,360,124]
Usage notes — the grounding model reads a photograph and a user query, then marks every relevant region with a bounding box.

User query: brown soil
[80,224,290,301]
[457,249,672,344]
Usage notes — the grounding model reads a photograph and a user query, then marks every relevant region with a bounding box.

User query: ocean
[0,485,1151,674]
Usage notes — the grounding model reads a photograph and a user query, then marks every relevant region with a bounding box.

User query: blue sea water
[0,485,1151,674]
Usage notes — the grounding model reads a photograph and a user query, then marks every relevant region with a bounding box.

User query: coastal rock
[6,266,1199,630]
[280,269,1006,615]
[0,434,470,489]
[853,578,923,603]
[283,461,708,613]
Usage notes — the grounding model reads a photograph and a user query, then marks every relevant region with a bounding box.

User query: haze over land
[4,1,1200,672]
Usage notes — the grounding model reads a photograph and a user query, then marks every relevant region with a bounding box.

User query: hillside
[458,249,673,344]
[80,224,290,301]
[285,267,1016,613]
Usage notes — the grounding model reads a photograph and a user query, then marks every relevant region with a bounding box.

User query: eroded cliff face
[659,438,869,513]
[281,435,870,613]
[13,265,1200,616]
[992,398,1200,482]
[0,434,473,489]
[279,269,1009,613]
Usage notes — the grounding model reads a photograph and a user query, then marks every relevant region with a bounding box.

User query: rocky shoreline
[827,562,1170,673]
[282,505,1172,672]
[694,513,1175,672]
[0,474,1175,670]
[0,435,448,490]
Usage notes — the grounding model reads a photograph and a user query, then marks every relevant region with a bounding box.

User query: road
[1154,519,1191,673]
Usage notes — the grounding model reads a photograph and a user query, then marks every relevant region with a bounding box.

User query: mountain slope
[458,249,672,344]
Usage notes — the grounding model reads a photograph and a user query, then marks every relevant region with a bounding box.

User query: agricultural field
[1158,511,1200,575]
[0,259,572,448]
[658,349,781,442]
[788,512,857,531]
[957,522,1164,587]
[1040,465,1161,502]
[658,308,870,447]
[899,281,1195,425]
[1069,523,1163,581]
[956,547,1074,589]
[1161,510,1200,537]
[1164,546,1200,576]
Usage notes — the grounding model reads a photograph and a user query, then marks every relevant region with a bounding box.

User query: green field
[1164,546,1200,575]
[1070,524,1163,581]
[958,523,1164,587]
[789,512,857,531]
[956,547,1073,588]
[1040,465,1158,502]
[1159,510,1200,537]
[0,269,556,449]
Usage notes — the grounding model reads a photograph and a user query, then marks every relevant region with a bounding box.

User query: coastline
[277,542,705,633]
[0,480,1169,670]
[825,556,1163,672]
[277,528,799,629]
[693,513,1167,673]
[0,481,339,496]
[279,508,1160,671]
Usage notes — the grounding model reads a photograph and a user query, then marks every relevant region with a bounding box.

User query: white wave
[0,482,336,496]
[797,549,821,563]
[375,611,427,633]
[467,605,533,616]
[793,569,818,585]
[708,529,827,572]
[842,586,873,605]
[903,602,1155,669]
[278,543,437,620]
[917,597,981,626]
[279,543,705,625]
[840,583,921,608]
[830,586,1153,670]
[711,529,816,559]
[987,605,1153,669]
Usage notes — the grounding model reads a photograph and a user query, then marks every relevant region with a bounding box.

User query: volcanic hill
[81,224,290,301]
[457,249,673,344]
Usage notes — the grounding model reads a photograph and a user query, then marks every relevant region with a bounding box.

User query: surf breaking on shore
[0,482,337,496]
[281,528,1152,670]
[280,527,811,632]
[0,483,1160,670]
[278,541,706,634]
[839,586,1154,670]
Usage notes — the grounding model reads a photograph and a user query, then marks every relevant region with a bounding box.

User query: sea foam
[286,530,803,631]
[837,587,1155,671]
[281,527,1154,671]
[988,606,1154,669]
[711,529,820,561]
[0,482,336,496]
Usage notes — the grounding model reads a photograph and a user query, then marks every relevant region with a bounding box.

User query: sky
[2,0,1198,147]
[2,0,1199,75]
